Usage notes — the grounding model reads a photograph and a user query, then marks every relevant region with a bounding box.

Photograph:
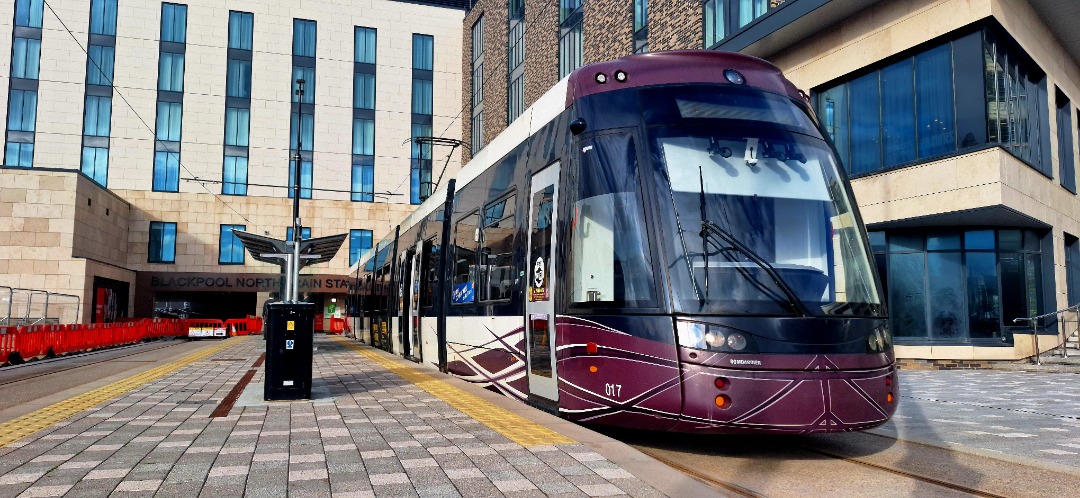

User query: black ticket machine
[264,302,314,400]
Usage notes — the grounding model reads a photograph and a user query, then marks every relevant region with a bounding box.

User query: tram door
[406,241,423,361]
[525,163,560,403]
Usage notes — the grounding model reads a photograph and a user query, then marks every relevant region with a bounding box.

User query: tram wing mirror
[569,118,587,135]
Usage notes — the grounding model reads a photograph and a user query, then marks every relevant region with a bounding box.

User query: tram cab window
[480,194,516,302]
[451,212,479,305]
[570,132,656,308]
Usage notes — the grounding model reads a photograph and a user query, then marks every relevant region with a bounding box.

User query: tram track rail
[0,340,184,388]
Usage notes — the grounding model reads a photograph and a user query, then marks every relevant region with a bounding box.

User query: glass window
[410,123,432,205]
[411,79,432,115]
[890,252,928,338]
[928,251,967,339]
[293,19,316,57]
[219,224,246,264]
[967,251,1000,338]
[451,212,479,305]
[83,95,112,137]
[412,34,433,70]
[1067,236,1080,306]
[964,230,995,250]
[228,11,253,50]
[352,118,374,156]
[226,59,252,98]
[86,45,115,86]
[15,0,44,28]
[634,0,648,32]
[161,3,187,44]
[915,44,956,158]
[881,59,915,167]
[703,0,725,48]
[153,151,180,192]
[355,27,376,64]
[288,160,312,199]
[224,107,249,147]
[350,229,373,267]
[571,132,656,308]
[508,75,525,123]
[7,90,38,132]
[286,227,312,240]
[1056,90,1076,193]
[818,85,849,168]
[480,194,516,302]
[4,143,34,167]
[291,66,315,103]
[81,146,109,186]
[738,0,768,28]
[222,155,247,195]
[290,111,314,151]
[11,38,41,80]
[558,17,583,78]
[148,221,177,263]
[155,101,182,142]
[158,52,185,92]
[354,73,375,110]
[849,72,881,175]
[90,0,118,36]
[352,163,374,202]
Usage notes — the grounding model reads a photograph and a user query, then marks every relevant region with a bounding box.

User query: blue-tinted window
[355,27,376,64]
[153,151,180,192]
[411,123,433,204]
[1067,236,1080,306]
[290,111,314,151]
[703,0,725,48]
[11,38,41,80]
[84,95,112,136]
[413,34,433,70]
[90,0,118,36]
[738,0,767,28]
[286,227,312,240]
[288,160,312,199]
[350,229,373,266]
[158,52,185,92]
[226,59,252,98]
[156,102,182,141]
[353,118,374,155]
[86,45,115,85]
[14,0,43,28]
[148,221,177,263]
[224,107,249,146]
[354,73,375,110]
[915,44,955,158]
[848,72,880,175]
[222,156,248,195]
[219,225,246,264]
[228,11,253,50]
[5,143,34,167]
[81,146,108,186]
[633,0,648,53]
[412,79,432,115]
[291,66,315,103]
[7,90,37,132]
[1056,90,1076,193]
[881,59,915,167]
[352,163,374,202]
[161,3,187,44]
[293,19,316,57]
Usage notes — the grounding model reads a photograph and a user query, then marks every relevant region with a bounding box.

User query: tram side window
[570,133,656,308]
[452,212,479,305]
[480,194,517,302]
[422,239,438,309]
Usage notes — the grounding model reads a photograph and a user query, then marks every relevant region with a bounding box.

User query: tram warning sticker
[530,256,548,302]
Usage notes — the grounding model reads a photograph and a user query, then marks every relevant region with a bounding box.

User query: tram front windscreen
[643,86,883,317]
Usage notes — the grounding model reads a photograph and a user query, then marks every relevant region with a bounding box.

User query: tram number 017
[605,383,622,398]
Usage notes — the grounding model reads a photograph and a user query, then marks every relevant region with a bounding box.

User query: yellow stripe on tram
[0,337,247,448]
[333,336,576,447]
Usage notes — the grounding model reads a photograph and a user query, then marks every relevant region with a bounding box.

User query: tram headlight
[704,331,725,348]
[726,333,748,351]
[614,70,628,82]
[595,72,608,84]
[724,69,746,85]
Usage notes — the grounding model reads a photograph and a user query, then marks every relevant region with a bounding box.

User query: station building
[459,0,1080,363]
[0,0,466,322]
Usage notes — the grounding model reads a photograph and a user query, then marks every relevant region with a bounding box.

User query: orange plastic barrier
[329,317,347,334]
[0,318,193,366]
[0,326,16,364]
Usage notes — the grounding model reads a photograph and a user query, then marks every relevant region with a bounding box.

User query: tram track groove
[0,340,184,387]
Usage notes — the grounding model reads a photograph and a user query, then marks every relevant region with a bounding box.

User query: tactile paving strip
[0,337,247,448]
[333,336,576,447]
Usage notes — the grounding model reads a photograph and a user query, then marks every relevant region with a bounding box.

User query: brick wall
[650,0,703,51]
[462,2,509,163]
[583,0,634,65]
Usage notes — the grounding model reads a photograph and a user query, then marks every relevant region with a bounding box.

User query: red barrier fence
[329,317,348,334]
[0,318,191,366]
[223,316,263,336]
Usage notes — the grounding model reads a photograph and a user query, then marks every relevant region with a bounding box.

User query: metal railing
[1013,302,1080,365]
[0,286,81,326]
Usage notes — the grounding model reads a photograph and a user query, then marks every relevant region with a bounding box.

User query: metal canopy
[232,230,346,269]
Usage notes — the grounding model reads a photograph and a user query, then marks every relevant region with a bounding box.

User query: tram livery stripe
[333,336,576,447]
[0,337,246,448]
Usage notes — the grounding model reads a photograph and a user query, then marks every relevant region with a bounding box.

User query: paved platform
[0,335,719,498]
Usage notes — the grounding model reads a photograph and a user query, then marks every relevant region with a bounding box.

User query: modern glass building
[460,0,1080,362]
[0,0,465,321]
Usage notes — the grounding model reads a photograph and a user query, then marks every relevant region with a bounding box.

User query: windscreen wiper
[699,219,811,317]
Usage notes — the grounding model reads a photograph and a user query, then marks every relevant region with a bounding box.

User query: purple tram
[350,50,896,434]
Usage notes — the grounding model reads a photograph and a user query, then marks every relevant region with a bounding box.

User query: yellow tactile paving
[0,337,247,448]
[333,336,576,447]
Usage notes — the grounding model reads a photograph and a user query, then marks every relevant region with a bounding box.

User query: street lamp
[289,78,306,302]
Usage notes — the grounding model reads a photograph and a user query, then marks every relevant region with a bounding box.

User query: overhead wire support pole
[290,78,307,302]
